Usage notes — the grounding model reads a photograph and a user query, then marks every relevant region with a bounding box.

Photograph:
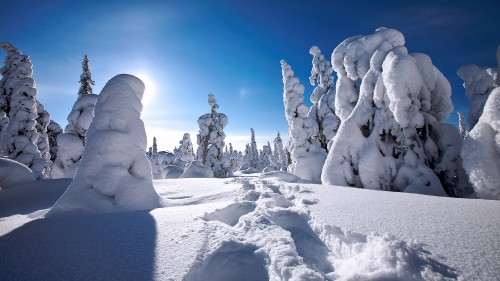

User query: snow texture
[0,157,36,189]
[461,87,500,200]
[322,28,457,195]
[47,74,161,215]
[1,175,499,280]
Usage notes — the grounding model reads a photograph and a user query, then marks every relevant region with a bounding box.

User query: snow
[0,157,36,189]
[47,74,161,215]
[1,174,498,280]
[180,160,214,178]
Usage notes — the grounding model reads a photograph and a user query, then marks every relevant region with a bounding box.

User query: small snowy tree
[461,87,500,200]
[47,120,62,161]
[77,54,95,98]
[48,74,161,215]
[178,133,195,162]
[228,143,239,171]
[196,94,231,177]
[322,28,462,196]
[273,131,287,170]
[0,42,49,178]
[457,46,499,129]
[458,111,468,138]
[152,136,158,155]
[308,46,341,150]
[35,101,51,161]
[259,142,272,171]
[281,59,326,181]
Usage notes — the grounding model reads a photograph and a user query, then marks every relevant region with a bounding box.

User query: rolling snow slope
[0,174,499,280]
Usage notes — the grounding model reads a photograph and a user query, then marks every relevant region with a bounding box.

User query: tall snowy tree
[249,128,259,169]
[35,101,51,161]
[461,87,500,200]
[281,59,326,181]
[77,54,95,98]
[308,46,341,150]
[458,111,468,138]
[322,28,463,196]
[273,131,287,170]
[152,136,158,155]
[0,42,49,178]
[196,94,231,177]
[178,133,195,162]
[48,74,161,215]
[51,56,98,178]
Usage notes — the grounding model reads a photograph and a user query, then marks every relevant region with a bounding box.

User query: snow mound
[47,74,161,216]
[180,160,214,178]
[161,165,184,179]
[0,157,36,189]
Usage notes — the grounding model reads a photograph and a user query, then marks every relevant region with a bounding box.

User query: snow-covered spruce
[196,94,231,178]
[77,54,95,98]
[47,74,161,215]
[259,142,272,171]
[281,59,326,182]
[458,111,468,138]
[457,46,499,130]
[178,133,195,162]
[322,28,468,196]
[308,46,340,151]
[51,93,98,178]
[35,101,51,162]
[461,87,500,200]
[273,131,287,170]
[0,42,49,179]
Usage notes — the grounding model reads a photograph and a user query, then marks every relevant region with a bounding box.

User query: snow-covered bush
[47,74,161,215]
[0,157,36,189]
[322,28,459,196]
[308,46,340,150]
[180,160,214,178]
[196,94,231,177]
[51,93,97,178]
[0,42,49,179]
[178,133,195,162]
[281,59,326,181]
[161,165,184,179]
[461,87,500,200]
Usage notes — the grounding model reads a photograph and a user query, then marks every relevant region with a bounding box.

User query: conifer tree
[77,54,95,98]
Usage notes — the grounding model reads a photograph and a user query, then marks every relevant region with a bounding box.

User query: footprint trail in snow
[184,177,461,281]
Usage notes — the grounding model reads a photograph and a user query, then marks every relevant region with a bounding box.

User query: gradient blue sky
[1,0,499,151]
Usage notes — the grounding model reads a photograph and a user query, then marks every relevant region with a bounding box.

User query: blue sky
[1,0,498,151]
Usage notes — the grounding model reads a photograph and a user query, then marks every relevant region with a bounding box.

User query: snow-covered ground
[0,174,499,281]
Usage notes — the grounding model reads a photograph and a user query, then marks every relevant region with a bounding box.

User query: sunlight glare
[135,73,157,106]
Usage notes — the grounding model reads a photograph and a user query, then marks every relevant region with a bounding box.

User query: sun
[134,72,156,106]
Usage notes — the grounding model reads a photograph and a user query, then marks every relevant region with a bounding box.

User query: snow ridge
[184,176,460,281]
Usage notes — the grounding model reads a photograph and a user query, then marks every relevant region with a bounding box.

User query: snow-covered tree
[228,143,240,171]
[51,90,97,178]
[35,101,50,161]
[273,131,287,170]
[458,111,468,138]
[461,87,500,200]
[308,46,341,150]
[196,94,231,177]
[77,54,95,98]
[47,120,62,161]
[47,74,161,215]
[322,28,461,196]
[0,42,49,178]
[249,128,259,169]
[152,136,158,155]
[457,46,499,129]
[178,133,195,162]
[259,142,272,171]
[281,59,326,181]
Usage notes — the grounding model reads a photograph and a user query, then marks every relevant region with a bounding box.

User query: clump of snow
[461,87,500,200]
[47,74,161,215]
[0,157,36,189]
[180,160,214,178]
[161,165,184,179]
